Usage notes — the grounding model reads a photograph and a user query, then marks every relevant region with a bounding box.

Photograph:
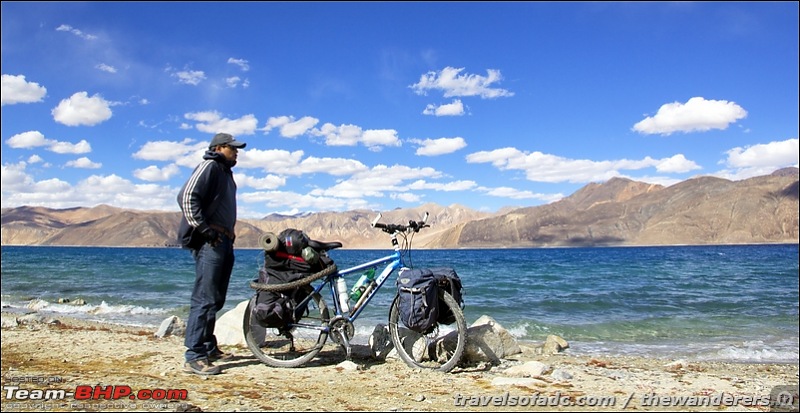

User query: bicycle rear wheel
[388,290,466,372]
[243,288,330,368]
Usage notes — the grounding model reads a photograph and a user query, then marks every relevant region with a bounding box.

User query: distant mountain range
[2,168,797,249]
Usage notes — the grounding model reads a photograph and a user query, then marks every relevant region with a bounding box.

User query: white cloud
[713,138,799,180]
[313,164,442,199]
[1,74,47,106]
[184,111,259,136]
[5,130,92,154]
[225,76,241,88]
[49,140,92,154]
[95,63,117,73]
[132,138,204,162]
[224,76,250,89]
[422,99,465,116]
[51,92,113,126]
[0,162,177,212]
[654,154,702,173]
[313,123,363,146]
[6,131,49,148]
[723,138,798,169]
[234,173,286,190]
[633,97,747,135]
[241,190,366,212]
[227,58,250,72]
[65,157,102,169]
[263,116,320,138]
[466,147,702,184]
[408,179,477,191]
[174,70,206,85]
[362,129,401,150]
[297,157,369,176]
[236,148,305,174]
[55,24,97,41]
[312,123,401,150]
[412,137,467,156]
[478,186,562,202]
[262,116,401,150]
[0,162,36,191]
[391,191,421,203]
[133,164,180,182]
[410,67,514,99]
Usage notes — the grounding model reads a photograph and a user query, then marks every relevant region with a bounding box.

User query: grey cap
[209,133,246,149]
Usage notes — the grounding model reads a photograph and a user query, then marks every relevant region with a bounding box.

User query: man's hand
[200,227,222,247]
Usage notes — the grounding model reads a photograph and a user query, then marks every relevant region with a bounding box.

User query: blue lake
[2,244,797,363]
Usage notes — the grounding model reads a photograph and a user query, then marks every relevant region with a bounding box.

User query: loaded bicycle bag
[252,286,310,329]
[429,267,464,325]
[396,268,439,333]
[251,247,329,329]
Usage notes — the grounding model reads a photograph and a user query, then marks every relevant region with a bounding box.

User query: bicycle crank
[328,316,355,359]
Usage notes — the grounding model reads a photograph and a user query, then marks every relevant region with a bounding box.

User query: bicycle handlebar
[371,212,430,234]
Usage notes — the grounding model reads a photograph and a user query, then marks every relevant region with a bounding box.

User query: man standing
[177,132,246,375]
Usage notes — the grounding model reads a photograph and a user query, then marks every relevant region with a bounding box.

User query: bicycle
[242,212,467,372]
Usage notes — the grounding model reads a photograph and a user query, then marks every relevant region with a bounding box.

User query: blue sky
[2,2,798,218]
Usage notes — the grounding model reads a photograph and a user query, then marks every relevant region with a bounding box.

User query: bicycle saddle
[308,239,342,251]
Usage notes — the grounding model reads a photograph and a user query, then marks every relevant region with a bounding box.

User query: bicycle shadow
[219,344,387,372]
[219,338,489,373]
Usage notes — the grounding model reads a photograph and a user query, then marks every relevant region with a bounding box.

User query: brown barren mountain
[431,168,798,248]
[1,169,797,249]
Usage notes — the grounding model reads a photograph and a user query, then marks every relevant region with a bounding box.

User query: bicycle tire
[388,290,466,373]
[249,263,338,292]
[243,289,330,368]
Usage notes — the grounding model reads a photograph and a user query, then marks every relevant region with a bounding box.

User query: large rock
[214,300,249,346]
[154,315,185,338]
[542,334,569,354]
[503,360,550,377]
[463,315,521,363]
[373,315,523,365]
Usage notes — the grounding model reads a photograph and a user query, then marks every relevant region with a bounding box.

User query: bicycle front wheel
[243,289,330,368]
[388,290,467,372]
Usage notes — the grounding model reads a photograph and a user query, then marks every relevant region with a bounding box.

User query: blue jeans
[184,236,234,362]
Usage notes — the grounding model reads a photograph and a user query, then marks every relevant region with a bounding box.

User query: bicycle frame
[329,250,400,318]
[291,232,405,331]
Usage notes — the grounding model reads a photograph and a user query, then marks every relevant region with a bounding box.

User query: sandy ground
[1,313,798,412]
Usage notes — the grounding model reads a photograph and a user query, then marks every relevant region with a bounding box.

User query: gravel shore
[2,312,798,412]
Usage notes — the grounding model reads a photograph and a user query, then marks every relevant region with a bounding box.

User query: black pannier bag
[396,268,439,333]
[252,285,311,329]
[429,267,464,325]
[251,241,332,329]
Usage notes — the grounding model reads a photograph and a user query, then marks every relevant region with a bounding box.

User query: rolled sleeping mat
[258,232,279,252]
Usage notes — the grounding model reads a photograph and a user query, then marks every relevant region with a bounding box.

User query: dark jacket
[176,151,237,248]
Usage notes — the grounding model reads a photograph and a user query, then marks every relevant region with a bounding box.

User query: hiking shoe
[208,349,234,362]
[183,358,220,375]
